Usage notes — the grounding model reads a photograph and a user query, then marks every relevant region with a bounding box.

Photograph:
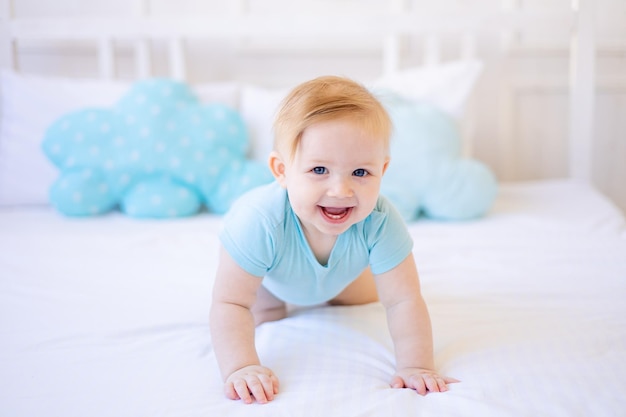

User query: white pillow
[0,71,239,207]
[0,71,130,206]
[239,60,483,167]
[372,59,483,119]
[239,84,290,164]
[193,81,240,109]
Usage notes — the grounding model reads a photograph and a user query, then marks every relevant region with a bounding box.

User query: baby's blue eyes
[311,167,368,177]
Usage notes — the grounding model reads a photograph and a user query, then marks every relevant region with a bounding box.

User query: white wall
[3,0,626,212]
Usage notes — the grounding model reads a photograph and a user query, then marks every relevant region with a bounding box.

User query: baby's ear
[268,151,288,188]
[382,156,391,176]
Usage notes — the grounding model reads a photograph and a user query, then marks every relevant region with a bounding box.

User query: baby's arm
[209,247,279,404]
[375,253,459,394]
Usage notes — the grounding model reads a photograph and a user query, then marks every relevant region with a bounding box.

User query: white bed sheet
[1,179,625,417]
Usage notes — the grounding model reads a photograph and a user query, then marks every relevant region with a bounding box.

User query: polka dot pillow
[42,78,273,218]
[378,92,497,221]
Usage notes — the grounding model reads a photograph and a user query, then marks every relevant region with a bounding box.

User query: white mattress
[1,179,625,416]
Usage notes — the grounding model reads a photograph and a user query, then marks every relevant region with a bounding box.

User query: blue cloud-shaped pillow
[42,78,273,218]
[379,93,498,221]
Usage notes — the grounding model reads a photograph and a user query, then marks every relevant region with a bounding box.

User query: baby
[210,75,457,404]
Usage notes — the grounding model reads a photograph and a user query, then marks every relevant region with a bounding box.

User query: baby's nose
[328,177,354,198]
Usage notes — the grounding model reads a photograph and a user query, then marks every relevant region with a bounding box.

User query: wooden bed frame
[0,0,597,183]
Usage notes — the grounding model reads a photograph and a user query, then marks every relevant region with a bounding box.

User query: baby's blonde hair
[273,75,392,160]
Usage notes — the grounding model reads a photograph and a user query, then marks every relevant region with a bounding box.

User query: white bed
[2,1,626,416]
[2,180,625,416]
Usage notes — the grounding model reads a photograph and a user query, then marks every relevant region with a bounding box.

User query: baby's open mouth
[320,206,352,220]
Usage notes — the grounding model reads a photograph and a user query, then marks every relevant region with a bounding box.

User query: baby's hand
[391,368,459,395]
[224,365,280,404]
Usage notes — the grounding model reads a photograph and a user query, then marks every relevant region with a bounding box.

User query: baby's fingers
[246,377,270,404]
[415,373,460,394]
[409,375,428,395]
[391,371,460,395]
[229,379,254,404]
[269,373,280,395]
[420,374,447,394]
[390,375,405,389]
[226,375,278,404]
[224,380,242,401]
[256,373,279,401]
[224,365,280,404]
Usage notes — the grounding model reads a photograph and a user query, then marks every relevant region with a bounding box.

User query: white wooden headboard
[0,0,599,186]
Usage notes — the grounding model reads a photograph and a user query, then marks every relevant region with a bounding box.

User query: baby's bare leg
[328,267,379,306]
[252,285,287,326]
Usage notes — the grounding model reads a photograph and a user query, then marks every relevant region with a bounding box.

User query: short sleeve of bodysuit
[365,195,414,275]
[219,183,284,278]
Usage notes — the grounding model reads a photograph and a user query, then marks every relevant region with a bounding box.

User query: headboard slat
[97,38,114,79]
[135,39,151,79]
[423,35,441,67]
[382,35,400,76]
[460,33,477,61]
[168,38,186,81]
[568,0,596,182]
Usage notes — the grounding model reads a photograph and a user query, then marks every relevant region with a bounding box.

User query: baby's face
[278,118,389,241]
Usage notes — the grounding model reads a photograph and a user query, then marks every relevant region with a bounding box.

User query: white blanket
[1,180,625,416]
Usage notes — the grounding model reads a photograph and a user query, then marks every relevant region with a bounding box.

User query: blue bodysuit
[219,181,413,306]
